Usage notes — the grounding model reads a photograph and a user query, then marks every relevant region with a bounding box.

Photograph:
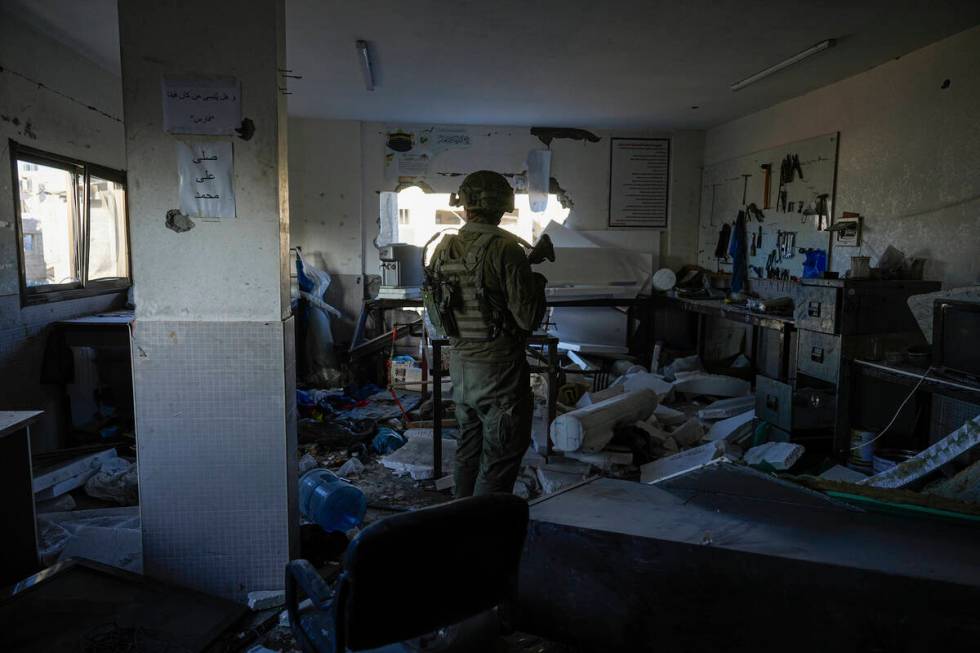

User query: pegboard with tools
[697,132,839,281]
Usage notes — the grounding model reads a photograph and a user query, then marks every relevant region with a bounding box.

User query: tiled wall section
[133,319,295,600]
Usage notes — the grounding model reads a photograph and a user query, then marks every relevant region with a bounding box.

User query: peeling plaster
[530,126,601,147]
[165,209,195,233]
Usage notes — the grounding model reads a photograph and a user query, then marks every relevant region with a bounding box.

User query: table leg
[432,342,443,479]
[546,341,558,457]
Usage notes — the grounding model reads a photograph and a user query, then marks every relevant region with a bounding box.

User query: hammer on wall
[760,163,772,209]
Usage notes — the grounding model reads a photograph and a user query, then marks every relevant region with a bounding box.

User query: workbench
[0,410,43,587]
[650,293,795,378]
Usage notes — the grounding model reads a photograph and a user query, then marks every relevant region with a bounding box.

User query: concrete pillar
[119,0,296,599]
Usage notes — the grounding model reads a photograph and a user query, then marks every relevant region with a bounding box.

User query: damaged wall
[0,9,127,450]
[705,24,980,288]
[288,120,704,322]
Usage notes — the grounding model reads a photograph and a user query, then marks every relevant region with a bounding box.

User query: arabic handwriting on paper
[177,141,236,219]
[162,77,241,135]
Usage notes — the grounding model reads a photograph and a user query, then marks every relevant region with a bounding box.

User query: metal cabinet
[756,375,834,435]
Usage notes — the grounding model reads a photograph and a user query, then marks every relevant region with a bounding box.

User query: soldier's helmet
[450,170,515,214]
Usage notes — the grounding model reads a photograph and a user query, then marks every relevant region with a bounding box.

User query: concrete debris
[622,372,675,401]
[744,442,805,471]
[35,493,76,513]
[434,475,455,491]
[33,448,118,500]
[381,432,458,480]
[861,416,980,489]
[564,448,633,470]
[819,465,869,484]
[298,453,318,474]
[669,418,705,448]
[542,457,593,475]
[925,459,980,502]
[705,409,755,443]
[551,388,658,453]
[653,404,687,427]
[84,457,138,505]
[635,420,672,447]
[640,441,730,484]
[566,350,600,371]
[337,457,365,478]
[247,590,286,611]
[575,384,625,409]
[661,354,703,381]
[672,373,751,399]
[536,467,588,495]
[698,395,756,420]
[513,466,541,499]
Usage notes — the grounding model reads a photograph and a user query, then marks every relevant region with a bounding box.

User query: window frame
[10,140,131,306]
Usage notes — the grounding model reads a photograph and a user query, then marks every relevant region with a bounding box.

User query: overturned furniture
[517,463,980,652]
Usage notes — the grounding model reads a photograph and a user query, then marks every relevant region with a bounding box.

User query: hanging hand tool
[760,163,772,209]
[740,174,752,205]
[746,202,765,222]
[792,154,804,181]
[750,232,757,256]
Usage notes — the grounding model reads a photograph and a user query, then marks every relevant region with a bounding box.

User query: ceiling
[6,0,980,130]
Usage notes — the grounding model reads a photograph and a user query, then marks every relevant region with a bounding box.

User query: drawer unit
[797,329,842,384]
[756,375,835,434]
[794,285,839,334]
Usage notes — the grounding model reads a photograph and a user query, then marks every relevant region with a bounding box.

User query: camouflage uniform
[424,172,547,497]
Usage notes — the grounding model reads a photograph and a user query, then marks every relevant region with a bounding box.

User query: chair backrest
[335,493,529,651]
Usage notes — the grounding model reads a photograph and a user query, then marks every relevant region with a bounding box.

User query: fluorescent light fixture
[356,39,374,91]
[730,39,836,92]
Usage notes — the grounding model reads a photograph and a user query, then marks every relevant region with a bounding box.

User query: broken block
[862,416,980,489]
[33,448,118,500]
[564,449,634,470]
[640,441,728,484]
[551,388,658,453]
[247,590,286,611]
[697,396,755,420]
[434,475,455,492]
[672,374,751,399]
[536,467,588,495]
[669,418,705,448]
[705,409,755,443]
[622,373,675,401]
[653,404,687,427]
[744,442,805,471]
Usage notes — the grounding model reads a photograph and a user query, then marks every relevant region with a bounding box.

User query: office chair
[285,493,530,652]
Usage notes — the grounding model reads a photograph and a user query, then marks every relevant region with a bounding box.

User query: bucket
[872,449,917,476]
[298,469,367,533]
[848,429,875,471]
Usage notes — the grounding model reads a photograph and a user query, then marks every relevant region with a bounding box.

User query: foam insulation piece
[551,389,658,453]
[564,448,634,470]
[819,465,869,484]
[669,418,705,448]
[673,374,751,398]
[705,409,755,443]
[862,416,980,489]
[653,404,687,427]
[623,373,675,401]
[640,441,729,484]
[744,442,805,471]
[698,396,756,420]
[33,449,118,500]
[575,384,625,409]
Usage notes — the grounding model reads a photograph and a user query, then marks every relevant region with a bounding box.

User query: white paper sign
[177,141,236,219]
[162,77,241,135]
[609,138,670,228]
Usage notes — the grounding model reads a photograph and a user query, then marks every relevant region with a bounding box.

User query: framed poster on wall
[608,137,670,228]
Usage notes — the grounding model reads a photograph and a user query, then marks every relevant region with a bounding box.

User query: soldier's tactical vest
[428,230,515,342]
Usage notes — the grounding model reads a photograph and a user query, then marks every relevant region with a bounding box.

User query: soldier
[423,171,547,497]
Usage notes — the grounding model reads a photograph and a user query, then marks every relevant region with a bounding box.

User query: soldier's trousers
[449,353,532,497]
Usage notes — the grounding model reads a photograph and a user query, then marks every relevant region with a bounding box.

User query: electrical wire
[850,365,933,451]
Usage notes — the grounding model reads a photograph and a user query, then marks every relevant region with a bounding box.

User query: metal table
[429,335,560,481]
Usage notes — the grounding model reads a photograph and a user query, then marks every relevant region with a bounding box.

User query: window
[435,210,463,225]
[398,208,411,225]
[11,142,130,304]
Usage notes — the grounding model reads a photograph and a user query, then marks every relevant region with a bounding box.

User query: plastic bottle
[298,469,367,533]
[371,428,407,455]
